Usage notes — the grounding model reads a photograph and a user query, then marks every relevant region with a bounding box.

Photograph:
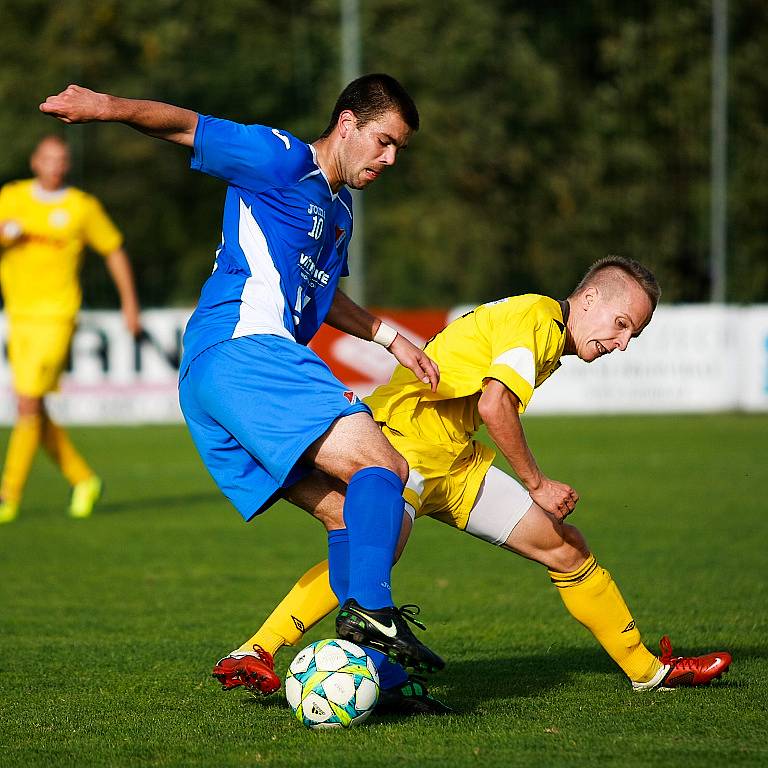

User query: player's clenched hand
[529,476,579,521]
[389,334,440,392]
[40,84,108,124]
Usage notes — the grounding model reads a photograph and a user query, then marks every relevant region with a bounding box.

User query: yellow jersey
[365,295,568,444]
[0,179,123,320]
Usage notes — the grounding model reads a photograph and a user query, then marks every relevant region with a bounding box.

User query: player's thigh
[8,320,73,397]
[179,371,279,521]
[305,411,408,484]
[462,465,535,546]
[188,336,370,487]
[501,497,590,572]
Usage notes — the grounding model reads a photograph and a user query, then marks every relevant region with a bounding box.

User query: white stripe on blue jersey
[180,116,353,377]
[232,197,293,342]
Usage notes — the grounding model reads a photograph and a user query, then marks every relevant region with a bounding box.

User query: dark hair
[571,255,661,310]
[319,73,419,138]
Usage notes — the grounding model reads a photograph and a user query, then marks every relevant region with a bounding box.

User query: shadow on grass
[430,647,610,713]
[92,491,223,515]
[387,643,746,717]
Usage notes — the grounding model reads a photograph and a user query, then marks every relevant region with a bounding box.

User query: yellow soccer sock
[0,414,43,504]
[41,415,94,486]
[549,554,661,683]
[236,560,339,656]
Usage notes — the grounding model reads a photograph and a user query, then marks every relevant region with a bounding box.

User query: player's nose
[381,145,397,166]
[616,332,631,351]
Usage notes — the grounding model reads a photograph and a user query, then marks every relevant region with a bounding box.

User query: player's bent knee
[547,524,591,573]
[352,443,408,484]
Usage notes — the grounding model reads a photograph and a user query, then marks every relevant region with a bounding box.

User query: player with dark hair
[40,74,445,684]
[318,73,419,139]
[0,135,141,523]
[212,256,731,714]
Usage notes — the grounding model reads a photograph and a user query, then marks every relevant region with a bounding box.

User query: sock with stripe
[549,554,661,683]
[236,559,338,656]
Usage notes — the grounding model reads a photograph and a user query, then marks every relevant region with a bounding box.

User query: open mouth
[595,341,608,356]
[364,168,381,181]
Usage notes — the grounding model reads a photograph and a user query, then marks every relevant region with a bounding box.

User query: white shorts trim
[464,466,533,546]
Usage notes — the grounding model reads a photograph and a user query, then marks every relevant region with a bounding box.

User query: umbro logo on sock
[622,621,636,633]
[292,615,306,633]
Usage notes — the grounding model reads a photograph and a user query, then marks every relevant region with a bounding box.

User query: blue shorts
[179,335,370,521]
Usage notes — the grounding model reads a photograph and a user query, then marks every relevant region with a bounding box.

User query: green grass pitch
[0,415,766,767]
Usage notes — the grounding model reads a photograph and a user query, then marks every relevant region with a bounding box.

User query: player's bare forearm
[106,248,142,336]
[480,380,542,489]
[325,289,439,390]
[479,379,578,519]
[325,289,378,340]
[40,85,197,147]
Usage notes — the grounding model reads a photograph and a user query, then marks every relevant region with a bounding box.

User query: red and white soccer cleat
[632,635,732,691]
[212,646,281,695]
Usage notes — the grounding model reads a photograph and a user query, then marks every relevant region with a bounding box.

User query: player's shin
[0,414,43,504]
[342,467,404,608]
[549,554,661,683]
[236,560,338,657]
[327,527,351,603]
[327,526,412,689]
[40,414,94,484]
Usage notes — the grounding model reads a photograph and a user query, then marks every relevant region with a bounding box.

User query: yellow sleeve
[82,194,123,257]
[483,300,560,412]
[0,183,12,219]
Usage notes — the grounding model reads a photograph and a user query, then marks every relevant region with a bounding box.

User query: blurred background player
[213,257,731,712]
[0,135,141,523]
[40,76,444,674]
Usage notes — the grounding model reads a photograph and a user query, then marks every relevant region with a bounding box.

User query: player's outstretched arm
[40,84,198,147]
[105,248,142,337]
[479,378,578,520]
[325,289,439,391]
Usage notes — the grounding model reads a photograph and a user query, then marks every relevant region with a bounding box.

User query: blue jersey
[180,115,353,376]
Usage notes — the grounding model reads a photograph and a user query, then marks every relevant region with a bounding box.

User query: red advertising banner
[309,309,450,398]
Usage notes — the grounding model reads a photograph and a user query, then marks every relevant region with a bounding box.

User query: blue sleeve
[190,115,312,191]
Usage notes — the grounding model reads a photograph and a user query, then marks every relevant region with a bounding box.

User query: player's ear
[338,110,356,139]
[582,286,599,310]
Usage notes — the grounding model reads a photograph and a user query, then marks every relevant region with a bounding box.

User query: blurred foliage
[0,0,765,307]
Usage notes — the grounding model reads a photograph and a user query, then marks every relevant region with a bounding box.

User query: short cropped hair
[571,255,661,310]
[34,134,69,152]
[319,73,419,138]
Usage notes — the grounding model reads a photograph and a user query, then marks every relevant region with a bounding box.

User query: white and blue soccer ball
[285,639,379,729]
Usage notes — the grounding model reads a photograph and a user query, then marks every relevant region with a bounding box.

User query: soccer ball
[285,639,379,729]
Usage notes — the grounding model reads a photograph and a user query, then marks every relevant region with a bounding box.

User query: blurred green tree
[0,0,764,307]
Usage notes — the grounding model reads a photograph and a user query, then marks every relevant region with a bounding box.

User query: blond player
[212,257,731,714]
[0,135,141,523]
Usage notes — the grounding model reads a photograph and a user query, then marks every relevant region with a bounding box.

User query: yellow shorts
[7,319,75,397]
[382,424,496,532]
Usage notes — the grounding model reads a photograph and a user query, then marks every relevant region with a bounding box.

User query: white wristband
[373,321,398,348]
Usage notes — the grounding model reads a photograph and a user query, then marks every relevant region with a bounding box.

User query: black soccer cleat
[335,598,445,672]
[376,675,453,716]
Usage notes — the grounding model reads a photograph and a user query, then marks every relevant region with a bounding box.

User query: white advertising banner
[0,305,766,424]
[0,309,190,425]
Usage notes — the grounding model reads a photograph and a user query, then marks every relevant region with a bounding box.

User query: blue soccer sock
[343,466,404,610]
[327,528,350,603]
[367,648,409,690]
[327,521,408,690]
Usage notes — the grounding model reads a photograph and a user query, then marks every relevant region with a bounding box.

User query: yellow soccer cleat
[68,476,103,519]
[0,499,19,524]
